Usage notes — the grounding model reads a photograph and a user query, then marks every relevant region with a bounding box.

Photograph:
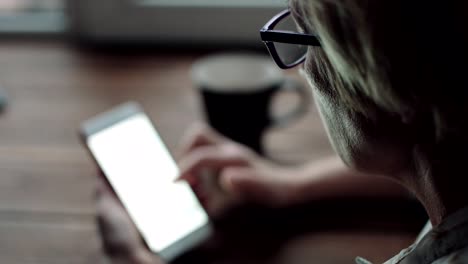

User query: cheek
[311,82,412,175]
[303,52,357,165]
[303,49,412,175]
[302,51,357,165]
[312,89,362,169]
[302,49,335,98]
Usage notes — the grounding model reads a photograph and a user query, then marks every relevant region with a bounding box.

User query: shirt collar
[401,206,468,264]
[357,206,468,264]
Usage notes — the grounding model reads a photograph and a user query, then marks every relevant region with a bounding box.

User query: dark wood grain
[0,40,417,264]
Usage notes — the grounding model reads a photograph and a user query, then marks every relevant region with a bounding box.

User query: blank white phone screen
[87,113,209,252]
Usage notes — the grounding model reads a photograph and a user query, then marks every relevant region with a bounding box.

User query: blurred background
[0,0,285,46]
[0,0,64,33]
[0,1,425,264]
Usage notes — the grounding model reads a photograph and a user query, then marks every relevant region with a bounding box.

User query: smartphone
[80,102,212,262]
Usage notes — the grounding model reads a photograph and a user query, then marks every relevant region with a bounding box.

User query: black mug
[192,53,309,155]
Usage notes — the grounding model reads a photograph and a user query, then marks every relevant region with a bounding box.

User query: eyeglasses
[260,9,321,69]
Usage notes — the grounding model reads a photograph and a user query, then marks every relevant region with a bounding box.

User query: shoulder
[431,246,468,264]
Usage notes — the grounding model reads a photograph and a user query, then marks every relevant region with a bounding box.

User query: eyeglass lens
[273,14,308,66]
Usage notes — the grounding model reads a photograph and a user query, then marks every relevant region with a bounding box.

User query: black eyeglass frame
[260,9,321,69]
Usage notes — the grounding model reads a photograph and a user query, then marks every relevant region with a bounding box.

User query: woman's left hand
[96,180,165,264]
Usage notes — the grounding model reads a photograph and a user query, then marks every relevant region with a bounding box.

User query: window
[1,0,286,46]
[137,0,284,8]
[69,0,286,46]
[0,0,64,33]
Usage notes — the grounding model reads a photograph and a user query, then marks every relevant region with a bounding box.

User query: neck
[401,158,468,226]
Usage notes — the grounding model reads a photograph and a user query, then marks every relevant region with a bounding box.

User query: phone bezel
[79,102,213,262]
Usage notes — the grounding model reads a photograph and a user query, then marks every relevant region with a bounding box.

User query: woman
[96,1,468,263]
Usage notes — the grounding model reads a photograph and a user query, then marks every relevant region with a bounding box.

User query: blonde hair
[295,0,468,141]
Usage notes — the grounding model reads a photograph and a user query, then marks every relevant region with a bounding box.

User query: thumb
[219,168,281,205]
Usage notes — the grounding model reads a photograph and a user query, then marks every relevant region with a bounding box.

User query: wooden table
[0,40,423,264]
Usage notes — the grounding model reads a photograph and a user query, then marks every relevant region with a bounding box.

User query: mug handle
[270,77,310,128]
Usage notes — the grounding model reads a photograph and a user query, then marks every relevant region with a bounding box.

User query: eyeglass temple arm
[260,30,321,46]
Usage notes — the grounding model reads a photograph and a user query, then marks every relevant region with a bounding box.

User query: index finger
[177,144,249,182]
[177,123,224,158]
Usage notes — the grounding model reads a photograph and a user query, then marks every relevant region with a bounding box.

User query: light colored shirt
[356,206,468,264]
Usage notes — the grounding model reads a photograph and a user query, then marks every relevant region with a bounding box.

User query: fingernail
[220,174,235,192]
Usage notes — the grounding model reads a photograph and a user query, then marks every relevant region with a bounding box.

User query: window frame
[68,0,285,46]
[0,5,64,35]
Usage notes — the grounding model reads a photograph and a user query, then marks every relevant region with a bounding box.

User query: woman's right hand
[177,124,305,217]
